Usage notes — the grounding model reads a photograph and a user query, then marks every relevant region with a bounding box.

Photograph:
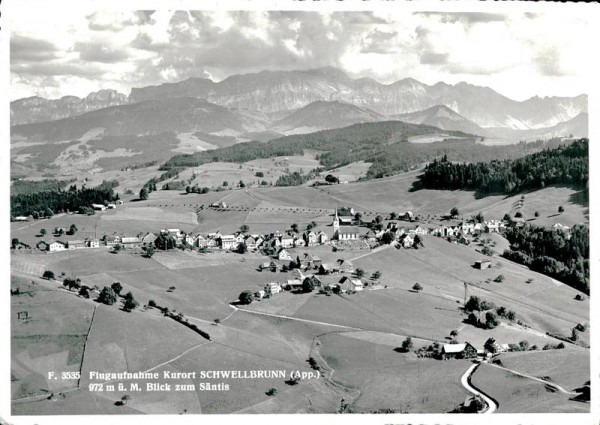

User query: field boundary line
[143,341,212,374]
[483,362,579,395]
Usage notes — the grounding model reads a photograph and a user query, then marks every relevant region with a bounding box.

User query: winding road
[460,362,498,414]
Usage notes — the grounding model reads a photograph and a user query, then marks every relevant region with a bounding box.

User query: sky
[9,6,599,101]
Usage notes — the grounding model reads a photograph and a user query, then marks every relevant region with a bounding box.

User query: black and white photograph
[2,0,597,422]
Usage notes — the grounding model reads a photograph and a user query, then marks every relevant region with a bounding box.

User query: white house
[278,248,293,261]
[49,241,66,252]
[220,234,238,250]
[264,282,282,295]
[92,203,106,211]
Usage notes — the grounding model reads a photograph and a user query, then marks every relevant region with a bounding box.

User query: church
[333,209,360,241]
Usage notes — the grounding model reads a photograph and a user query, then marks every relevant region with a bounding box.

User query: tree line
[11,185,119,218]
[418,139,588,195]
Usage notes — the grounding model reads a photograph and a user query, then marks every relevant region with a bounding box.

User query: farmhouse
[319,263,335,275]
[67,240,87,250]
[339,276,364,292]
[304,231,318,246]
[317,231,329,244]
[280,235,295,248]
[303,275,322,289]
[86,238,100,248]
[294,238,306,247]
[442,342,478,360]
[264,282,281,295]
[92,203,106,211]
[400,233,414,248]
[475,260,492,269]
[142,232,157,246]
[402,211,414,221]
[286,279,303,291]
[121,237,142,248]
[277,248,293,261]
[337,259,354,273]
[49,241,66,252]
[107,203,117,209]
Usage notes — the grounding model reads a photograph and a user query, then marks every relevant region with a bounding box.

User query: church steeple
[333,206,340,235]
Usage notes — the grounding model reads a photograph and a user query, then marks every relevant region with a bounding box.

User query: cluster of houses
[254,271,365,300]
[34,227,332,254]
[441,340,518,360]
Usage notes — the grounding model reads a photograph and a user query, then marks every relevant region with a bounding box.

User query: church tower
[333,207,340,238]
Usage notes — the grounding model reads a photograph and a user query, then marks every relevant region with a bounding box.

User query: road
[460,362,498,414]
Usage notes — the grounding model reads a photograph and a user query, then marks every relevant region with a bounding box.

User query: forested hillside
[419,138,588,195]
[161,121,570,180]
[503,224,589,294]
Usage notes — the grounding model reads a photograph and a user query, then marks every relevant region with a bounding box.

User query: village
[12,195,581,369]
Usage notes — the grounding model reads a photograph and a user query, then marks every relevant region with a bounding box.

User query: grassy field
[11,276,95,399]
[471,362,588,413]
[317,333,471,413]
[494,350,589,390]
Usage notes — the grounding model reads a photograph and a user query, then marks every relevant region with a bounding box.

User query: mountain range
[11,67,587,132]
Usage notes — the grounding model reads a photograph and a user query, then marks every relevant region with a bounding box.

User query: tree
[371,270,381,280]
[467,312,479,326]
[145,245,155,258]
[237,242,248,254]
[302,278,315,293]
[450,207,459,218]
[465,296,481,312]
[222,181,229,187]
[485,312,499,329]
[381,232,395,244]
[450,329,459,337]
[139,187,149,200]
[69,224,78,235]
[121,395,130,405]
[401,336,413,352]
[44,207,54,218]
[389,212,397,220]
[558,205,564,214]
[255,171,264,178]
[494,274,505,283]
[355,268,365,278]
[39,228,47,237]
[97,286,117,305]
[11,238,20,249]
[238,290,254,305]
[515,211,523,218]
[123,294,139,312]
[518,340,530,351]
[325,174,339,184]
[475,212,485,223]
[291,223,299,233]
[534,211,540,218]
[112,243,122,253]
[354,212,363,224]
[375,215,383,224]
[506,310,516,322]
[412,282,423,292]
[484,337,497,353]
[111,282,123,295]
[78,285,90,298]
[63,277,80,291]
[42,270,55,280]
[266,388,277,396]
[239,224,249,234]
[413,234,423,248]
[239,180,246,188]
